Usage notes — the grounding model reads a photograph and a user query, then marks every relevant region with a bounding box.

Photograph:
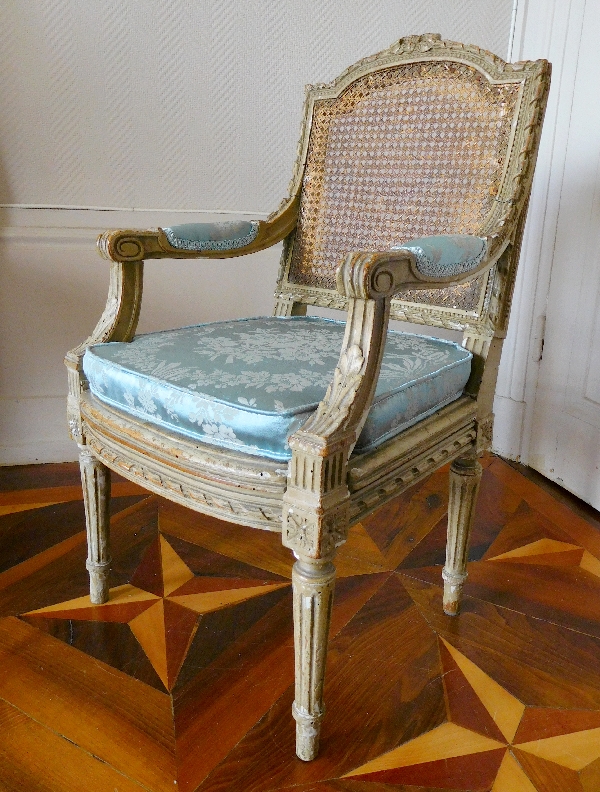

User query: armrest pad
[97,195,299,262]
[163,220,260,252]
[336,235,489,301]
[391,234,487,278]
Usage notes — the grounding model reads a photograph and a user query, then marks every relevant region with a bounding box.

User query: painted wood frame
[65,34,550,761]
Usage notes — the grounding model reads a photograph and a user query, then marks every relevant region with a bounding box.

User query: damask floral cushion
[83,316,472,461]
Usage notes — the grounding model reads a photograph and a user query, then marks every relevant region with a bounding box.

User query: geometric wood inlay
[491,751,539,792]
[441,637,525,742]
[2,456,600,790]
[344,721,506,776]
[516,727,600,771]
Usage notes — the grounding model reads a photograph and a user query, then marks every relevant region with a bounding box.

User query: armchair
[65,34,550,762]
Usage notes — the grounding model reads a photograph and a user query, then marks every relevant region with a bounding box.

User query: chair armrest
[282,244,491,558]
[288,238,491,462]
[335,235,493,304]
[391,234,488,280]
[97,196,299,262]
[283,249,416,557]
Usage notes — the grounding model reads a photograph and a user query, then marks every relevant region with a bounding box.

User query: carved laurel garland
[82,390,478,540]
[301,345,365,439]
[83,399,478,541]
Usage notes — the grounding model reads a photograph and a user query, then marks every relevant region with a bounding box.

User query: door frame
[493,0,588,465]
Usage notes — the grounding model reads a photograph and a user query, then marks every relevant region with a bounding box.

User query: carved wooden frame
[273,34,550,335]
[65,34,550,763]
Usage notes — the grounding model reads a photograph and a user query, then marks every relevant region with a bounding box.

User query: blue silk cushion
[392,234,487,277]
[83,316,472,461]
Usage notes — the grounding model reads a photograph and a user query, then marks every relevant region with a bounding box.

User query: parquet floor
[1,456,600,791]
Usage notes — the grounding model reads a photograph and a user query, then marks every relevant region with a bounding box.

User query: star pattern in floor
[345,637,600,790]
[24,534,290,691]
[1,456,600,791]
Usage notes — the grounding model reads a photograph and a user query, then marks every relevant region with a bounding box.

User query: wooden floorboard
[0,455,599,791]
[0,697,148,792]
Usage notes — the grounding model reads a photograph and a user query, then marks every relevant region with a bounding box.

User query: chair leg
[78,446,111,604]
[442,454,482,616]
[292,553,336,761]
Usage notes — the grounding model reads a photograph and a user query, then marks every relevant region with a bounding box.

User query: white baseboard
[0,397,78,465]
[492,394,526,461]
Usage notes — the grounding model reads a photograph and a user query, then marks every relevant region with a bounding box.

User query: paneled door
[526,0,600,508]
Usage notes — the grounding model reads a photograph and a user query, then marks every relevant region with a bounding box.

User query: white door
[528,0,600,508]
[497,0,600,509]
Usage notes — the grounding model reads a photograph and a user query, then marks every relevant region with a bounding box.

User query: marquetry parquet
[1,456,600,791]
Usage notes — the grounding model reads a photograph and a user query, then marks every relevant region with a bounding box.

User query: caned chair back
[275,34,550,334]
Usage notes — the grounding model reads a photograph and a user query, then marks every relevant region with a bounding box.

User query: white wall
[0,1,514,464]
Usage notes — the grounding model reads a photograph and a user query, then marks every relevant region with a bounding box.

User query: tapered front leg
[442,454,482,616]
[292,553,336,761]
[78,446,111,604]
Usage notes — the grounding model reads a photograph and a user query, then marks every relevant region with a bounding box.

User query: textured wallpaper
[0,0,514,213]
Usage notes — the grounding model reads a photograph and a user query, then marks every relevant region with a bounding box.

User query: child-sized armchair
[65,34,550,761]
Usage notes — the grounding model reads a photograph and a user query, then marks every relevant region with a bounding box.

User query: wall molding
[0,206,269,230]
[0,203,265,215]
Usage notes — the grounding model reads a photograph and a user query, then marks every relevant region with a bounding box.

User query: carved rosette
[67,406,83,443]
[283,502,350,558]
[476,414,494,454]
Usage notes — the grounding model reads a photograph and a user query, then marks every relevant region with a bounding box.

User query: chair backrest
[274,34,550,335]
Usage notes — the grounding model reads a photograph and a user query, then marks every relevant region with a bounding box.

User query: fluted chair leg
[292,553,336,761]
[78,446,112,604]
[442,454,482,616]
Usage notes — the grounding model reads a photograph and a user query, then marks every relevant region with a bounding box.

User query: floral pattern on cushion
[83,316,472,460]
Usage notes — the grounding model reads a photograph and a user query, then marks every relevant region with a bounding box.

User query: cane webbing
[288,61,520,311]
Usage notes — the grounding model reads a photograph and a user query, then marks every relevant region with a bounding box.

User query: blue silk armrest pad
[393,234,487,278]
[83,316,472,461]
[162,220,260,251]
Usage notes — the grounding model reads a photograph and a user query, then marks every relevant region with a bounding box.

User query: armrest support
[97,195,299,262]
[282,242,496,559]
[282,249,413,558]
[65,260,143,441]
[68,195,299,440]
[291,250,416,455]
